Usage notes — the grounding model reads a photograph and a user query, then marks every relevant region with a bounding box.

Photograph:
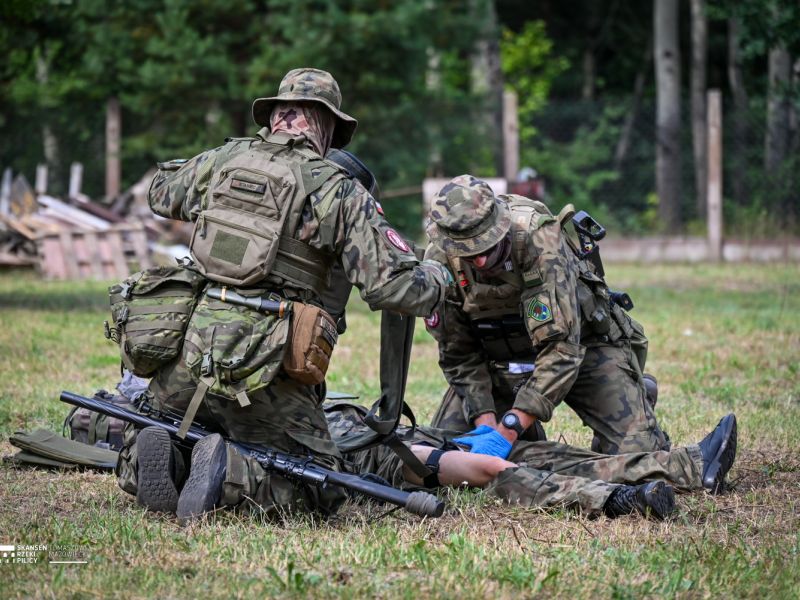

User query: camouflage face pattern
[252,68,357,149]
[427,175,512,258]
[270,102,335,157]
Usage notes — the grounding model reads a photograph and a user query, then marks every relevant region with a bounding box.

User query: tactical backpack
[174,135,348,436]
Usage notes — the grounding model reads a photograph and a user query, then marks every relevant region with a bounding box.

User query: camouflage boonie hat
[252,68,358,149]
[427,175,512,258]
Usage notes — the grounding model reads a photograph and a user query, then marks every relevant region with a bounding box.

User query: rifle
[59,390,445,518]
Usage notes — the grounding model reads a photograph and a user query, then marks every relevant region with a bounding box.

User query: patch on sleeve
[527,296,552,323]
[424,312,440,329]
[385,228,411,253]
[375,200,384,215]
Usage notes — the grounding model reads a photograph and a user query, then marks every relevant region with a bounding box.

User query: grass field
[1,263,799,598]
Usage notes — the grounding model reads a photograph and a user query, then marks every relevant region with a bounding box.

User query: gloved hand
[453,427,512,459]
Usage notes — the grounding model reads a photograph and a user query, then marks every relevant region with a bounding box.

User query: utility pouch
[66,390,133,451]
[283,302,338,385]
[107,265,206,376]
[183,290,290,405]
[575,269,616,339]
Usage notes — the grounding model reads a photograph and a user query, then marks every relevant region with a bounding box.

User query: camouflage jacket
[149,129,446,317]
[424,195,594,423]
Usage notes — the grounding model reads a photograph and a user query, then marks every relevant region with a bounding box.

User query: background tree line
[1,0,797,237]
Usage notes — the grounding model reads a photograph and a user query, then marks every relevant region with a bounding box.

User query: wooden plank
[58,230,80,279]
[107,231,129,279]
[130,225,151,269]
[83,231,106,279]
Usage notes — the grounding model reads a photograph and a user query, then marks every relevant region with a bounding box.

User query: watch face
[502,413,517,428]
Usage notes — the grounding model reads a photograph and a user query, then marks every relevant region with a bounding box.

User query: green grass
[1,264,799,598]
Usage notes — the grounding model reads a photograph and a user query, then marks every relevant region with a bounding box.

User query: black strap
[423,449,447,489]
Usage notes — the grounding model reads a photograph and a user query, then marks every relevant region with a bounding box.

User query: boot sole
[641,481,675,520]
[703,414,738,494]
[177,433,226,524]
[136,427,179,513]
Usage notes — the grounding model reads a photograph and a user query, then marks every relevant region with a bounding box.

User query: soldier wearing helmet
[423,175,670,459]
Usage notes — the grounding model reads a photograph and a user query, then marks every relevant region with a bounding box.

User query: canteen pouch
[183,291,290,402]
[283,303,338,385]
[108,265,206,377]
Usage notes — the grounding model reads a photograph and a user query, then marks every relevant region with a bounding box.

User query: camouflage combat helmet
[427,174,511,258]
[252,68,358,149]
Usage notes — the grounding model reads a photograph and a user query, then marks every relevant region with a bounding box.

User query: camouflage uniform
[326,402,702,514]
[117,69,449,516]
[424,175,669,454]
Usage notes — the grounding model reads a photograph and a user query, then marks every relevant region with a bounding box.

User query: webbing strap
[383,434,433,480]
[177,375,214,439]
[124,320,186,333]
[271,236,332,292]
[127,304,192,316]
[423,449,446,489]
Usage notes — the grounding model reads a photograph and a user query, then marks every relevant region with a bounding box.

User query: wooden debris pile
[0,165,190,280]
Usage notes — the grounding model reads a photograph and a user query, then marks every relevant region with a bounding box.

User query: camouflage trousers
[117,357,346,516]
[342,424,703,515]
[431,340,670,455]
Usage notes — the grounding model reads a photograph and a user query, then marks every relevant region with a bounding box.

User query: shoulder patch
[385,228,411,253]
[527,296,552,323]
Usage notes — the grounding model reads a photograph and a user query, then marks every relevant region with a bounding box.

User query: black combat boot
[697,413,737,494]
[643,373,658,409]
[177,433,227,524]
[136,426,185,513]
[603,481,675,520]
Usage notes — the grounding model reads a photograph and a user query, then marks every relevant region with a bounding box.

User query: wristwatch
[501,411,527,437]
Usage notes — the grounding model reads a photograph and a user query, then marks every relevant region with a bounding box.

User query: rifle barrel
[59,390,445,518]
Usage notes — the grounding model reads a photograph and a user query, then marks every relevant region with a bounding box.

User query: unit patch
[527,297,552,322]
[385,228,411,253]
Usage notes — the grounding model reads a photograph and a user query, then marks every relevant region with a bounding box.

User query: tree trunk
[765,45,791,173]
[35,52,59,194]
[690,0,707,220]
[654,0,682,232]
[105,97,121,201]
[581,49,596,101]
[470,0,504,176]
[615,41,652,170]
[727,18,749,207]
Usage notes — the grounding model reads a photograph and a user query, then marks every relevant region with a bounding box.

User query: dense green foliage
[0,0,798,235]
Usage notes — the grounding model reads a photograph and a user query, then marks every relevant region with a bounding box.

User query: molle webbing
[270,235,333,294]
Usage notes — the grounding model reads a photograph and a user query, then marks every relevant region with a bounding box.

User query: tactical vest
[447,195,631,363]
[448,195,556,363]
[190,131,347,298]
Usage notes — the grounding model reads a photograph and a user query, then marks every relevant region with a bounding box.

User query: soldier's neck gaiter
[465,234,512,276]
[270,102,335,156]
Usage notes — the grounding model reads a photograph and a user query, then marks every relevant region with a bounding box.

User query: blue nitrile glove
[453,428,512,459]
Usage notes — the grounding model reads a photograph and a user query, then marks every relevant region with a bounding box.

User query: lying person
[152,400,736,522]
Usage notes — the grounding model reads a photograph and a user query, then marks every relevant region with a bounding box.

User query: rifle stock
[60,390,444,518]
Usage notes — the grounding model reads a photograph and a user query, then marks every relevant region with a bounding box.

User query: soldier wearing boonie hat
[424,174,670,461]
[120,67,453,523]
